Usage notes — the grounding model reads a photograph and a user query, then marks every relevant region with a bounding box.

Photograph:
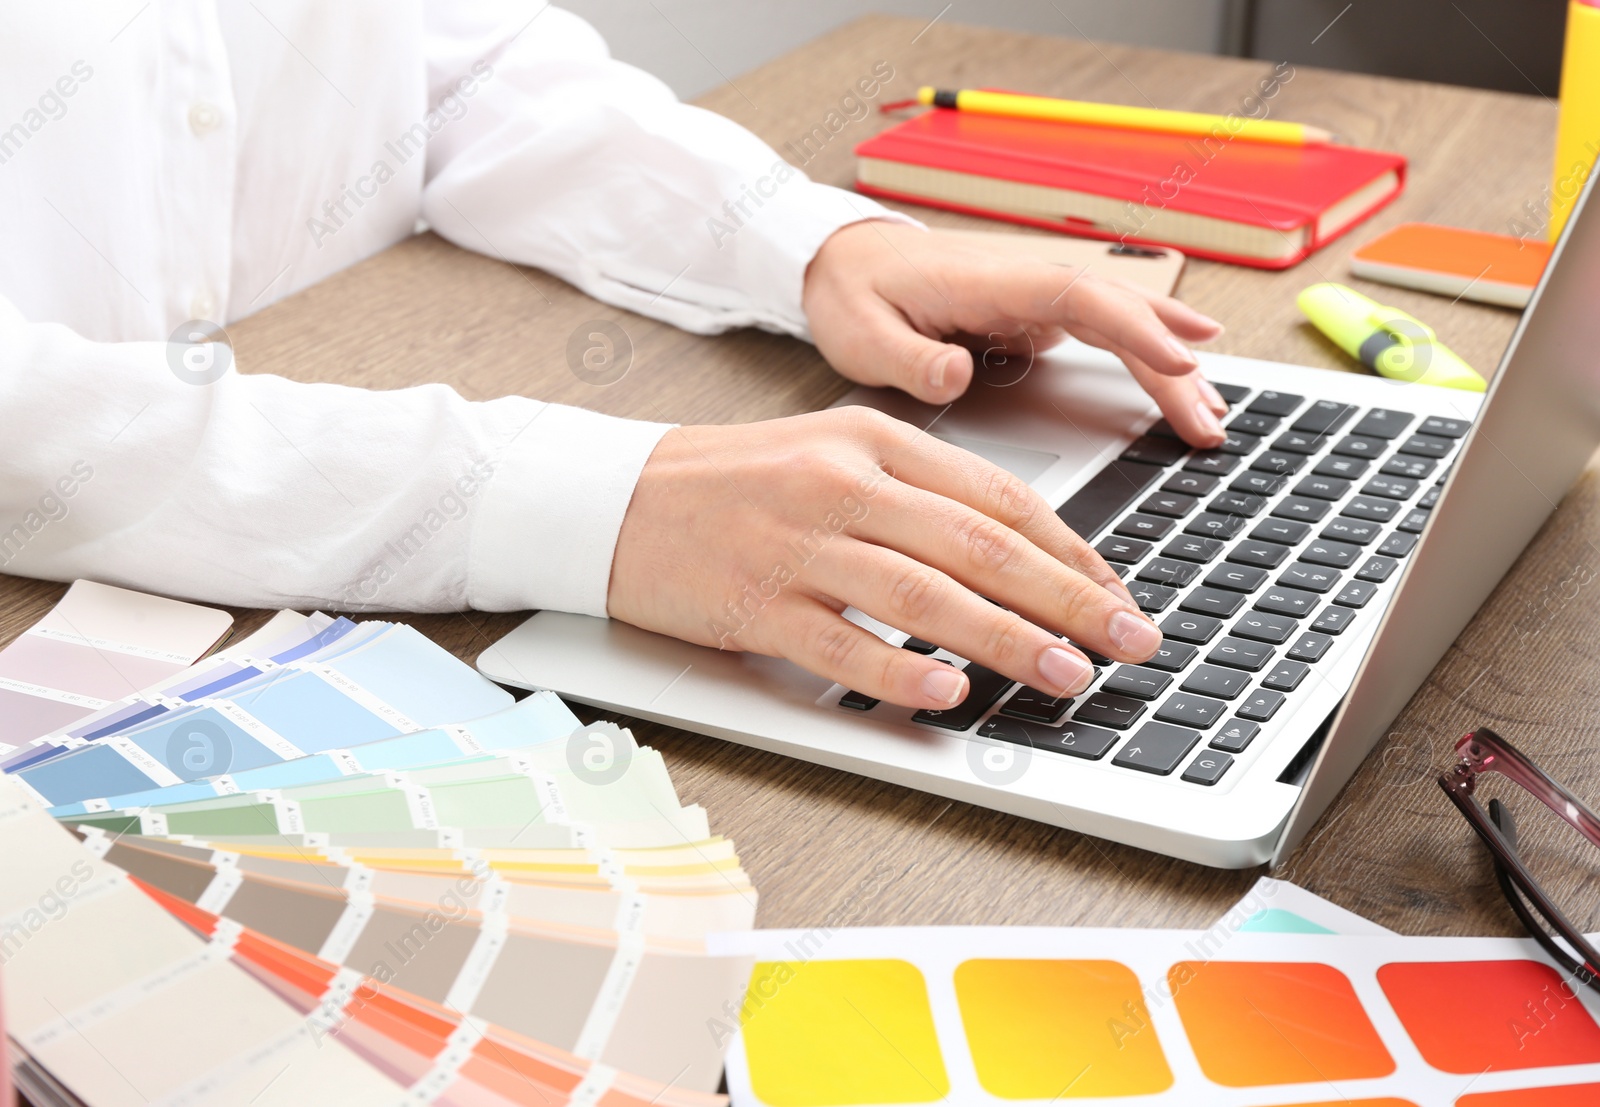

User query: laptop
[478,176,1600,869]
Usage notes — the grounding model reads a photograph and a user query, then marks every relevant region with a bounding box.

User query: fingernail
[1164,335,1199,368]
[928,349,957,393]
[1194,399,1225,441]
[921,665,967,707]
[1108,609,1162,660]
[1197,377,1228,414]
[1039,646,1095,696]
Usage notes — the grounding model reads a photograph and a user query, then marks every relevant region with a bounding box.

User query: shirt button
[189,291,217,320]
[188,102,222,135]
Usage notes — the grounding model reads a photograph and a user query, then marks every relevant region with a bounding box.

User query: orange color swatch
[954,959,1173,1098]
[1168,961,1395,1087]
[1377,960,1600,1074]
[1457,1085,1600,1106]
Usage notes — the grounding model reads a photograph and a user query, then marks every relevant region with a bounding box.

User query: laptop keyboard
[836,383,1471,788]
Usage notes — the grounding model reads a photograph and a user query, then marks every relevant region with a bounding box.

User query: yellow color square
[741,959,950,1106]
[954,958,1174,1098]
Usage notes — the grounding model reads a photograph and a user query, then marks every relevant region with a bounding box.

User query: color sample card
[0,580,231,750]
[710,926,1600,1106]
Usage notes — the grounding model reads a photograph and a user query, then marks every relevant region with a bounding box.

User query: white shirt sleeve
[0,296,668,616]
[417,2,917,340]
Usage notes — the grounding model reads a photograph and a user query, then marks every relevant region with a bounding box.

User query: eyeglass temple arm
[1456,729,1600,851]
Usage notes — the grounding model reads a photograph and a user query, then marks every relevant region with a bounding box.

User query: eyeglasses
[1438,727,1600,993]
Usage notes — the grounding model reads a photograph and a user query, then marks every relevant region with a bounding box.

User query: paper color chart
[710,926,1600,1106]
[0,581,232,752]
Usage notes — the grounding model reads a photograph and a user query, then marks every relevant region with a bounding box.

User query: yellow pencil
[916,87,1333,147]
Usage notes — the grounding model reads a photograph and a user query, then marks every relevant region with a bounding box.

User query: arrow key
[1112,721,1202,775]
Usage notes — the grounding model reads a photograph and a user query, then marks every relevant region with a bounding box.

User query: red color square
[1377,960,1600,1074]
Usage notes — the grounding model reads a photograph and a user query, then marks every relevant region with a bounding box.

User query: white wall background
[560,0,1235,100]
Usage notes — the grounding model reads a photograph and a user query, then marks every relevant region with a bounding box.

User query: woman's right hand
[607,406,1166,711]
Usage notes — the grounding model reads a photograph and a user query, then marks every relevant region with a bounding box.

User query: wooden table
[8,15,1598,938]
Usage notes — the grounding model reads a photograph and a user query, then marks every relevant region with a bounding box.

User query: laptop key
[1419,486,1441,509]
[1262,659,1309,691]
[1228,539,1292,570]
[1398,433,1454,459]
[1181,664,1250,699]
[1232,609,1299,644]
[1163,471,1219,496]
[1419,415,1470,438]
[1251,518,1312,545]
[1145,641,1199,672]
[1272,430,1328,455]
[1271,496,1330,523]
[1331,435,1386,458]
[1181,587,1248,617]
[1237,688,1286,721]
[1228,412,1280,436]
[1381,454,1437,480]
[1287,631,1333,662]
[1181,750,1234,785]
[1363,475,1418,500]
[1121,435,1190,466]
[1311,606,1356,634]
[1349,408,1414,439]
[1218,430,1262,456]
[1293,474,1351,501]
[1250,450,1307,476]
[1154,693,1227,728]
[1333,579,1378,608]
[1398,508,1430,533]
[1185,512,1247,540]
[1231,472,1289,497]
[979,716,1118,759]
[1314,454,1371,479]
[1067,641,1112,666]
[1299,539,1361,569]
[1115,513,1176,540]
[1128,581,1178,613]
[1204,564,1269,593]
[1378,531,1418,557]
[1184,451,1240,475]
[1210,718,1260,752]
[1057,457,1167,541]
[1139,491,1197,518]
[1137,558,1200,587]
[1278,562,1340,593]
[1206,636,1275,671]
[1213,383,1252,405]
[1208,491,1268,517]
[1162,535,1225,563]
[1292,401,1357,435]
[998,686,1074,724]
[1160,613,1222,644]
[1073,692,1148,729]
[1321,516,1380,544]
[839,689,880,711]
[1342,495,1398,523]
[1103,665,1173,700]
[901,637,939,654]
[1355,555,1398,583]
[1256,585,1319,618]
[911,663,1015,730]
[1247,390,1304,416]
[1112,721,1202,775]
[1096,536,1152,564]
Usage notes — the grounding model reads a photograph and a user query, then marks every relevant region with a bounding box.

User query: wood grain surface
[6,16,1597,938]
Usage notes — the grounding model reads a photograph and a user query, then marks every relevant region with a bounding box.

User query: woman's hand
[802,222,1229,446]
[608,407,1165,711]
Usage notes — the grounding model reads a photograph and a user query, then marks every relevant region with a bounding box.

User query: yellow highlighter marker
[915,86,1332,146]
[1296,283,1486,392]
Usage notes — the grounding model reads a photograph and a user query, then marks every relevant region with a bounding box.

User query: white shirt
[0,0,905,615]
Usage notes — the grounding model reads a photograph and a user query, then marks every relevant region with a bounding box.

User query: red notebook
[854,108,1406,269]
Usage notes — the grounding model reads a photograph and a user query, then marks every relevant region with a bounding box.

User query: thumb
[819,301,974,404]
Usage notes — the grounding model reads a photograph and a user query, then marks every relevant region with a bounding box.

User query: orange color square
[1457,1084,1600,1106]
[1377,960,1600,1074]
[1168,961,1394,1087]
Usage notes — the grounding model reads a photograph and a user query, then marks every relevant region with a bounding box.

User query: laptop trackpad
[931,433,1061,486]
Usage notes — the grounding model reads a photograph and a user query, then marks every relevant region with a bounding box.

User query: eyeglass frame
[1437,726,1600,992]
